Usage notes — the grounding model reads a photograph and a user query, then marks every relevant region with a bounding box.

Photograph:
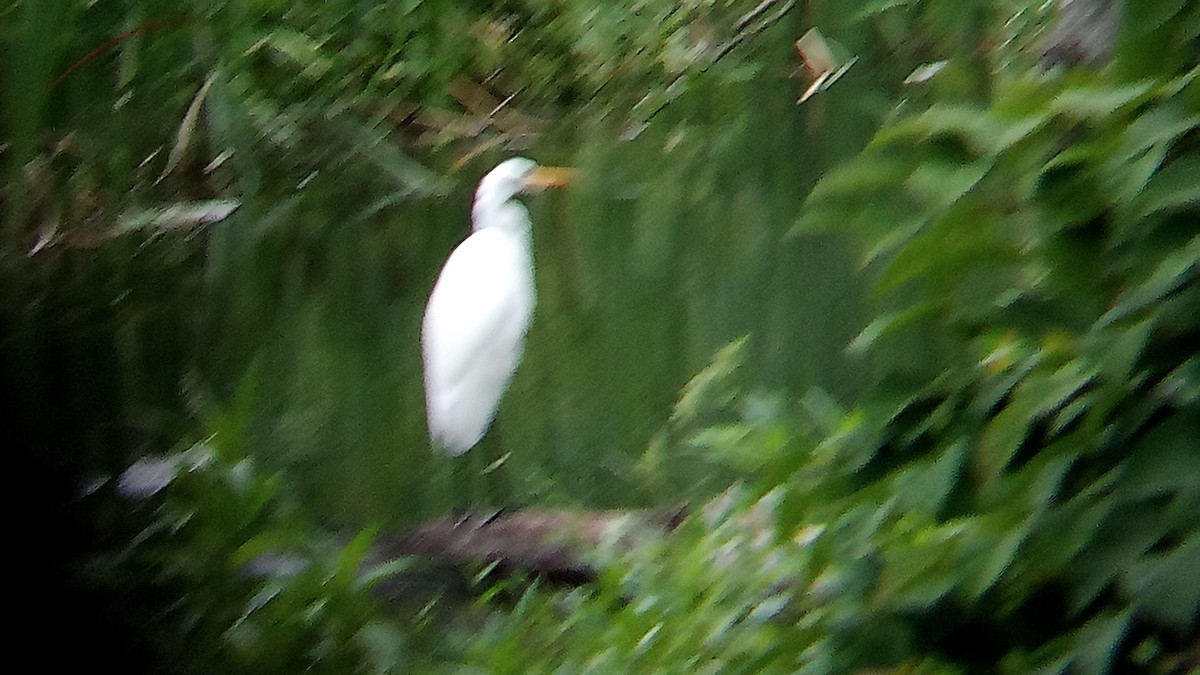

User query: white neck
[472,197,532,236]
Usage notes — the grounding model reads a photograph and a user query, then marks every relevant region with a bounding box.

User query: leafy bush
[462,7,1200,675]
[792,61,1200,668]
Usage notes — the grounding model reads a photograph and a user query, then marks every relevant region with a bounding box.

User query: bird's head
[473,158,576,225]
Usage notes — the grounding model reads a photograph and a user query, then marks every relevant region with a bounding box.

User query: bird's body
[422,223,535,453]
[421,158,572,455]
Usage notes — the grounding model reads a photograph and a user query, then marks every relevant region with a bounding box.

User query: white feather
[421,158,541,454]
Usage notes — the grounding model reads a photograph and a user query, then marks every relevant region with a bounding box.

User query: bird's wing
[421,230,534,451]
[423,230,533,384]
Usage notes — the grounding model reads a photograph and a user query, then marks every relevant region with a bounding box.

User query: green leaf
[877,104,988,144]
[968,526,1026,599]
[1124,0,1189,34]
[1111,143,1168,208]
[1072,611,1133,675]
[1088,317,1156,383]
[905,157,991,211]
[853,0,914,19]
[1121,534,1200,631]
[979,362,1096,480]
[1112,415,1200,502]
[1029,362,1098,418]
[892,440,968,514]
[847,301,939,355]
[861,211,930,266]
[261,28,335,80]
[1025,453,1075,516]
[1071,500,1174,612]
[1099,235,1200,325]
[878,211,1020,296]
[1033,156,1108,229]
[877,104,1046,157]
[672,337,747,424]
[799,387,848,438]
[1119,106,1200,161]
[1052,83,1154,119]
[805,156,914,205]
[1157,357,1200,408]
[879,520,966,610]
[1136,154,1200,217]
[337,526,379,590]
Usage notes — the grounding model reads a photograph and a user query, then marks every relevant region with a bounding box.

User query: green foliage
[463,489,841,674]
[80,441,403,673]
[9,0,1200,671]
[82,433,522,673]
[784,19,1200,673]
[463,4,1200,673]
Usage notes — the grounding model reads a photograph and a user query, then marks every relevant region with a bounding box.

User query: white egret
[421,157,574,455]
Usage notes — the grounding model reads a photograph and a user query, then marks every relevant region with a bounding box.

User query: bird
[421,157,575,455]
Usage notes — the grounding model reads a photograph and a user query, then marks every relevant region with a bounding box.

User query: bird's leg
[473,426,518,510]
[468,444,490,509]
[429,448,459,515]
[440,443,494,515]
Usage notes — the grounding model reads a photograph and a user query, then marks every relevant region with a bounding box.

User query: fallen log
[373,505,690,586]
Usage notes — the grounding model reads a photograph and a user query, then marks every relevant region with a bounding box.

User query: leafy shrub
[464,9,1200,675]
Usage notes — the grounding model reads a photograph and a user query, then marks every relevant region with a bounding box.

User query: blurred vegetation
[5,0,1198,671]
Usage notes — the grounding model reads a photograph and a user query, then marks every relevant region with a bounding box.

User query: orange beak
[524,166,578,191]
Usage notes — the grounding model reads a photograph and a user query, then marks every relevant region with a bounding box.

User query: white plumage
[421,158,572,454]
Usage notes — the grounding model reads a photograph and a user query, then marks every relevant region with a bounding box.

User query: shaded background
[7,0,895,527]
